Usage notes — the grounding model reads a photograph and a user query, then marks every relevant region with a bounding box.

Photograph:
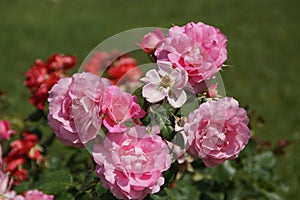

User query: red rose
[108,56,142,84]
[24,53,76,110]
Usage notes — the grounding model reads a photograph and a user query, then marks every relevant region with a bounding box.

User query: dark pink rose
[102,85,146,132]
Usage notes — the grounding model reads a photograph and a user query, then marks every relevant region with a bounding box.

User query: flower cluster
[24,53,76,110]
[3,132,43,185]
[48,72,145,147]
[0,144,53,200]
[47,21,250,199]
[83,52,142,87]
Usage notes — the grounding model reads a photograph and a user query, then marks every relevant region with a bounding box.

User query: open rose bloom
[155,22,227,85]
[46,21,251,199]
[93,126,171,199]
[184,97,250,167]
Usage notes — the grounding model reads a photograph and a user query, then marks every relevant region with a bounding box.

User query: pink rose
[138,28,165,54]
[102,86,146,132]
[184,97,250,167]
[93,125,172,199]
[22,189,54,200]
[155,22,227,84]
[0,120,16,140]
[48,72,109,147]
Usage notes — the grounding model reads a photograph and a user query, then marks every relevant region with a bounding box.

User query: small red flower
[83,51,110,74]
[24,53,76,110]
[46,53,76,71]
[24,61,48,93]
[108,56,142,85]
[3,132,43,185]
[5,157,25,172]
[13,168,28,185]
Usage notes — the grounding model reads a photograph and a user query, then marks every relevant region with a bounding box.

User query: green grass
[0,0,299,198]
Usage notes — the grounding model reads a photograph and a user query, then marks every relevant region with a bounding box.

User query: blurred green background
[0,0,299,198]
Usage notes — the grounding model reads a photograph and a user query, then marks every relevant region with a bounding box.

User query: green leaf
[171,173,201,200]
[132,87,144,106]
[164,188,177,200]
[80,172,97,192]
[203,192,225,200]
[242,152,273,181]
[14,180,32,193]
[238,139,258,158]
[163,161,179,187]
[211,161,236,184]
[94,182,108,197]
[26,110,44,122]
[264,192,283,200]
[38,169,73,195]
[148,104,175,140]
[253,151,276,170]
[55,191,74,200]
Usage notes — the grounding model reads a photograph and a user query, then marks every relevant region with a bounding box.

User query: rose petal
[168,89,187,108]
[142,83,167,103]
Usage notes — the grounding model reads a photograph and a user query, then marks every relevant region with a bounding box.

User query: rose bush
[0,21,288,200]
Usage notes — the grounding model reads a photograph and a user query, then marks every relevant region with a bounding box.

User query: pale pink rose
[13,195,25,200]
[0,120,16,140]
[93,125,172,200]
[141,61,188,108]
[138,28,165,54]
[22,189,54,200]
[155,22,227,84]
[102,86,146,132]
[48,72,109,147]
[184,97,250,167]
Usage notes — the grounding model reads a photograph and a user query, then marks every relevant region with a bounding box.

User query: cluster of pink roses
[47,21,250,199]
[48,72,145,147]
